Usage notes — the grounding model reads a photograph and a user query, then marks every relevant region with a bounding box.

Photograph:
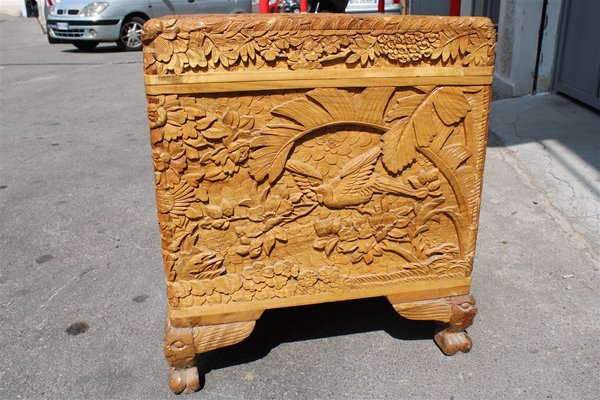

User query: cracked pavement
[489,94,600,262]
[1,15,599,400]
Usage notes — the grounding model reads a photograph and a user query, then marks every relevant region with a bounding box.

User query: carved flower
[153,142,187,188]
[368,212,402,243]
[201,109,254,182]
[162,250,177,282]
[297,270,318,288]
[247,195,293,223]
[152,95,213,143]
[316,134,352,163]
[148,103,167,128]
[322,37,341,55]
[155,182,196,216]
[316,266,346,291]
[312,209,411,265]
[312,218,352,255]
[408,167,443,197]
[274,260,300,279]
[373,32,435,64]
[287,40,324,70]
[295,131,373,177]
[427,33,440,43]
[302,40,324,62]
[242,261,268,284]
[317,266,340,284]
[242,262,283,290]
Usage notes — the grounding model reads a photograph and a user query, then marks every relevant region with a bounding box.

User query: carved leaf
[184,203,204,219]
[456,165,479,221]
[413,102,435,147]
[382,119,418,173]
[356,87,395,124]
[272,227,287,242]
[432,87,471,126]
[346,52,361,64]
[385,94,427,123]
[249,126,301,182]
[263,231,276,255]
[205,204,223,219]
[202,122,229,140]
[271,97,334,128]
[439,144,472,170]
[325,238,338,256]
[382,87,471,173]
[306,89,355,121]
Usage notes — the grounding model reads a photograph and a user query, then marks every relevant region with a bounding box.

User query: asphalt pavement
[1,14,598,400]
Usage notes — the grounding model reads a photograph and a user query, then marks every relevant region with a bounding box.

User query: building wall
[493,0,542,97]
[491,0,563,98]
[536,0,563,93]
[0,0,27,16]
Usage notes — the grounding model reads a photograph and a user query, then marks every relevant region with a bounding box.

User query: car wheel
[116,16,145,51]
[73,41,99,50]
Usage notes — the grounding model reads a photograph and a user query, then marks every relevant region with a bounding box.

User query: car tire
[73,41,99,50]
[116,16,146,51]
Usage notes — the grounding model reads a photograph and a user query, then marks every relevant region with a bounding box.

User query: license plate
[349,0,377,4]
[56,22,69,30]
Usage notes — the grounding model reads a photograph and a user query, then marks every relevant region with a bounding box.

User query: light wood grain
[143,13,495,394]
[144,67,494,94]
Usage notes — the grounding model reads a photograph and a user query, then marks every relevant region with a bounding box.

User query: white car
[345,0,402,13]
[46,0,252,51]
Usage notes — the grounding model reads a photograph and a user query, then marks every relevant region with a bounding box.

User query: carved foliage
[167,258,472,307]
[149,85,486,307]
[142,15,496,74]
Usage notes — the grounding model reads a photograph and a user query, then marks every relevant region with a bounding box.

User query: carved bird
[286,147,428,209]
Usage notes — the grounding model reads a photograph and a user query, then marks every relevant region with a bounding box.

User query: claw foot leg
[434,329,473,355]
[168,366,200,395]
[388,294,478,356]
[164,315,257,394]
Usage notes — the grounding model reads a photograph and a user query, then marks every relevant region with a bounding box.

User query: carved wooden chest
[142,14,495,394]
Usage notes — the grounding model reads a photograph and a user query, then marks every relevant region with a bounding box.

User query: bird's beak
[316,193,324,204]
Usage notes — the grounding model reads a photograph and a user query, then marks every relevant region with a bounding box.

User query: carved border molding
[142,14,496,75]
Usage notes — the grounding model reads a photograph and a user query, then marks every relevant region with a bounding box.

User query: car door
[150,0,198,17]
[193,0,236,13]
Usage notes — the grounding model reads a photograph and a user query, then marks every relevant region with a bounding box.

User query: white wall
[493,0,544,97]
[492,0,564,97]
[0,0,27,16]
[536,0,563,93]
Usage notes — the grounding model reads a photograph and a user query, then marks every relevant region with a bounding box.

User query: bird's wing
[335,147,380,196]
[286,159,323,200]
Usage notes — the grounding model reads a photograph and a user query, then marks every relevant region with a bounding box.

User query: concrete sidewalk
[1,14,599,400]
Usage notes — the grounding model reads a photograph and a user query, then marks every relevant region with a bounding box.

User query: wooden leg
[388,294,477,356]
[164,316,257,394]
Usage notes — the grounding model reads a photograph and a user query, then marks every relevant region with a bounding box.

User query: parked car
[345,0,402,13]
[46,0,252,51]
[284,0,300,13]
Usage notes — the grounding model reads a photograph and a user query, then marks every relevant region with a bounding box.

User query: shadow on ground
[194,297,435,387]
[61,44,125,54]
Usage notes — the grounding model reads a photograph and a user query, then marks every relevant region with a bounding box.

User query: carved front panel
[143,15,494,313]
